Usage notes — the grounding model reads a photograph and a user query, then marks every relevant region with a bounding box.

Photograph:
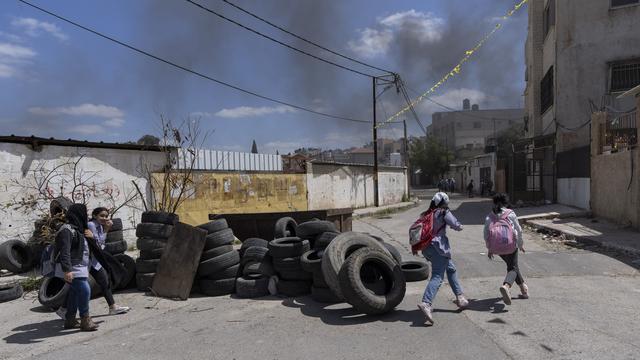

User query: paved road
[1,194,639,359]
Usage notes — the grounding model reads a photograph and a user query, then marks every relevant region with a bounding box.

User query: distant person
[484,193,528,305]
[451,178,457,193]
[415,192,468,325]
[55,204,98,331]
[467,180,474,198]
[486,179,494,196]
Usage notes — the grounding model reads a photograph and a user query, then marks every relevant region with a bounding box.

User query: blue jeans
[66,277,91,319]
[421,245,464,304]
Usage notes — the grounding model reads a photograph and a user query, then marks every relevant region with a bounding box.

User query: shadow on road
[4,319,79,344]
[450,199,493,226]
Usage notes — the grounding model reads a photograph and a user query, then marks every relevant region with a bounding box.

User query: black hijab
[66,203,88,231]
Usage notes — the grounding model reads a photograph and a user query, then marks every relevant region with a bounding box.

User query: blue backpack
[40,224,76,277]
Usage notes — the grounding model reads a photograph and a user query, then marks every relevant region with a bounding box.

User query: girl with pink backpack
[484,193,529,305]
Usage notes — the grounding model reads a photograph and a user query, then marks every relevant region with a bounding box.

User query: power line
[219,0,394,75]
[185,0,376,78]
[17,0,370,124]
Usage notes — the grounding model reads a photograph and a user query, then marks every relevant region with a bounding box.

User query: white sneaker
[56,307,67,320]
[417,302,434,325]
[500,285,512,305]
[456,295,469,308]
[519,283,529,299]
[108,305,131,315]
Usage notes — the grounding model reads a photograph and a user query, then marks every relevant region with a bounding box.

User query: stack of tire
[195,219,240,297]
[103,218,127,256]
[372,236,431,283]
[135,211,178,291]
[0,283,23,303]
[235,238,273,298]
[321,232,406,315]
[269,236,312,297]
[0,240,33,275]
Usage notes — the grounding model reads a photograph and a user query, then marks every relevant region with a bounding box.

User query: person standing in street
[415,192,469,325]
[54,203,99,331]
[484,193,529,304]
[467,179,474,198]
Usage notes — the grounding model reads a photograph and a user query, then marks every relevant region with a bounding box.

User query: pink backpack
[486,210,516,255]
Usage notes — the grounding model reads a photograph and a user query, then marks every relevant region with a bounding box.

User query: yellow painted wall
[155,172,308,226]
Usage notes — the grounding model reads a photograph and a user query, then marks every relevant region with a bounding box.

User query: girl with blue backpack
[484,193,529,305]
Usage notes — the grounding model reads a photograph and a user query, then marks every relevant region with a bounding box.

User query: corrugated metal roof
[0,135,165,152]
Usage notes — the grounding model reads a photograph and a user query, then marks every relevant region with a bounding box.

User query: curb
[353,201,420,219]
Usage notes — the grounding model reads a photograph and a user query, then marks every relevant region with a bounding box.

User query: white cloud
[103,118,125,127]
[349,10,445,58]
[71,124,105,135]
[0,32,23,43]
[0,63,17,78]
[0,42,36,60]
[11,17,68,41]
[214,105,296,119]
[28,103,124,118]
[262,140,308,154]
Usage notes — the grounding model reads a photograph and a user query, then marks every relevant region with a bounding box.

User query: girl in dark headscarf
[54,203,98,331]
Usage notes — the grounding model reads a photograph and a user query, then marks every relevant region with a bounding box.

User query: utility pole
[403,119,410,199]
[372,77,379,207]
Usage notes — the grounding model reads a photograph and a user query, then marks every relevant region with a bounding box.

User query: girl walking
[415,192,469,325]
[484,193,529,304]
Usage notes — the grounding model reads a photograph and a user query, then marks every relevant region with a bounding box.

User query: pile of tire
[0,283,23,303]
[235,238,273,298]
[134,211,178,291]
[103,218,127,255]
[195,219,240,297]
[269,235,312,297]
[321,232,407,315]
[0,240,33,274]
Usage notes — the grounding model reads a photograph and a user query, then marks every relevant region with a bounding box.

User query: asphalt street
[1,193,639,360]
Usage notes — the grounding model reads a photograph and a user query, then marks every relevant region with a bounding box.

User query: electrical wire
[219,0,394,75]
[185,0,377,78]
[17,0,370,124]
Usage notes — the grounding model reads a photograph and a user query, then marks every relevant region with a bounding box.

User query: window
[540,67,554,114]
[473,122,482,129]
[611,0,639,8]
[610,60,640,92]
[543,0,555,38]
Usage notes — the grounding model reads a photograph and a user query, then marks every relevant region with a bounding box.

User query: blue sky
[0,0,527,154]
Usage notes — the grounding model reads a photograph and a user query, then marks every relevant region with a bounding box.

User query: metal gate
[509,135,555,203]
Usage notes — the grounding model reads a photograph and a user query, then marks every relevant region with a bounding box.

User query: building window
[611,0,639,8]
[540,67,554,114]
[473,122,482,129]
[610,60,640,92]
[543,0,555,38]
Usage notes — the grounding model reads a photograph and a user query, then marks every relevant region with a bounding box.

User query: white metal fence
[176,148,283,172]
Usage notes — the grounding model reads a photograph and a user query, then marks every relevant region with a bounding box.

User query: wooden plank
[151,222,207,300]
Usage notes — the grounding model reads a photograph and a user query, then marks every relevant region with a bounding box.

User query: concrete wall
[0,142,166,244]
[306,162,407,210]
[169,172,308,226]
[558,178,590,209]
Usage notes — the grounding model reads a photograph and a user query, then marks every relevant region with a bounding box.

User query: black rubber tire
[242,260,275,277]
[338,247,406,315]
[235,276,270,298]
[136,238,167,252]
[113,254,136,289]
[136,273,155,291]
[382,242,402,264]
[300,249,323,273]
[104,240,127,255]
[314,232,339,250]
[0,240,33,274]
[0,284,24,303]
[274,217,297,239]
[204,228,235,249]
[136,223,174,239]
[109,218,123,232]
[201,245,234,262]
[105,230,124,243]
[239,238,269,257]
[312,271,328,288]
[296,220,338,240]
[141,211,179,225]
[49,196,72,216]
[268,237,310,258]
[321,232,391,300]
[401,261,430,282]
[136,258,160,274]
[38,277,70,309]
[197,250,240,278]
[197,219,228,234]
[273,257,312,280]
[311,286,341,304]
[139,247,165,260]
[203,264,240,280]
[198,277,235,296]
[241,246,270,265]
[276,279,312,297]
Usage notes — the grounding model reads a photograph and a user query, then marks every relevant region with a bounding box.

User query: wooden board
[152,222,207,300]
